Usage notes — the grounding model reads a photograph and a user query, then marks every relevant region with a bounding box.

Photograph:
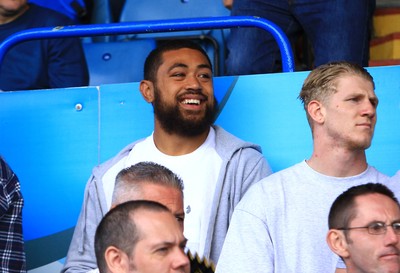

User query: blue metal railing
[0,16,295,72]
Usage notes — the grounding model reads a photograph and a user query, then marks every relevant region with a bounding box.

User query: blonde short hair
[298,61,374,128]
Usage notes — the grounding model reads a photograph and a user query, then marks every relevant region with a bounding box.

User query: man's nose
[384,225,400,246]
[361,99,376,118]
[185,75,201,90]
[171,249,190,271]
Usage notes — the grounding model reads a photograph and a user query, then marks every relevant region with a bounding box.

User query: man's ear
[104,246,129,273]
[307,100,325,125]
[140,80,155,103]
[326,229,350,259]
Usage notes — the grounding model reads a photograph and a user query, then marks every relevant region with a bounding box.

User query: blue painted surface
[0,87,99,241]
[364,65,400,175]
[82,39,157,86]
[216,71,313,172]
[216,66,400,175]
[98,83,154,162]
[0,67,398,271]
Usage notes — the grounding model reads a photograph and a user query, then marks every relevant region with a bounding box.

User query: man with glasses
[327,183,400,273]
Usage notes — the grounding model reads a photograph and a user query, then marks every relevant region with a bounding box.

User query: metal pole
[0,16,295,72]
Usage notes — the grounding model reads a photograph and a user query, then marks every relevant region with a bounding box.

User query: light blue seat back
[89,0,113,42]
[82,39,157,86]
[119,0,230,36]
[118,0,230,75]
[90,0,112,24]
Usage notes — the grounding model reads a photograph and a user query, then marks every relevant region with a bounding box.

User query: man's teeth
[183,99,200,105]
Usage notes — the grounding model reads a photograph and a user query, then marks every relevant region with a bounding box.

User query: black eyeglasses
[337,222,400,235]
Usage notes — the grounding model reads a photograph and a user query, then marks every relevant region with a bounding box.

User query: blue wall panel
[0,87,99,239]
[0,87,99,270]
[364,66,400,176]
[98,83,153,163]
[216,71,312,172]
[216,66,400,175]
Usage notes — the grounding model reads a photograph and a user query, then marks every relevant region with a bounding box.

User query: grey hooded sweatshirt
[62,125,272,273]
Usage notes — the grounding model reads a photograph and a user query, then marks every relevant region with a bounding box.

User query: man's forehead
[139,184,182,204]
[324,75,375,102]
[335,75,374,91]
[140,183,180,194]
[161,48,211,66]
[353,193,400,219]
[134,210,181,237]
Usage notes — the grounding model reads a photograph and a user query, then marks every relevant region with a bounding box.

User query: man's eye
[176,216,184,222]
[172,73,185,77]
[157,247,169,254]
[199,73,211,79]
[370,99,378,108]
[392,223,400,232]
[369,222,385,232]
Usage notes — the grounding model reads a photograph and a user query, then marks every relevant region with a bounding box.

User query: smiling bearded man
[62,39,272,273]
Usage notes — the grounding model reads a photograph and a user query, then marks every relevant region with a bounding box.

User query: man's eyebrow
[198,63,212,70]
[153,241,175,248]
[365,219,400,225]
[153,237,187,249]
[167,63,212,73]
[370,96,379,106]
[345,92,378,102]
[167,63,188,73]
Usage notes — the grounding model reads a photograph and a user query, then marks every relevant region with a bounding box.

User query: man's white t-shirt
[103,128,222,257]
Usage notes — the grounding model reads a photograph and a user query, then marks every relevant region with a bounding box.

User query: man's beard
[152,87,217,137]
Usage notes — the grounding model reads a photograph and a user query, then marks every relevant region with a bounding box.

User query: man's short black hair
[143,39,212,82]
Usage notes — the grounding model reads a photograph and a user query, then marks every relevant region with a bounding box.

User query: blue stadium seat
[91,0,126,24]
[119,0,230,34]
[90,0,112,24]
[89,0,113,42]
[118,0,230,75]
[82,39,156,86]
